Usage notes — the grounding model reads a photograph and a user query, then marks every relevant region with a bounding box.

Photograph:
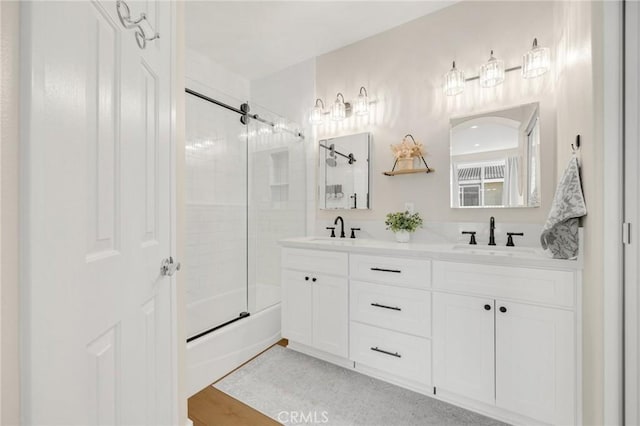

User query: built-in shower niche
[269,149,289,209]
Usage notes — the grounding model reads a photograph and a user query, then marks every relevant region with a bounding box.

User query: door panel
[433,292,495,404]
[313,275,348,357]
[281,270,313,345]
[495,301,575,425]
[21,1,175,424]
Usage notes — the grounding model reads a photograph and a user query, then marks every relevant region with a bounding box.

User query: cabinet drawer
[350,322,431,386]
[351,280,431,337]
[350,254,430,288]
[282,248,348,276]
[433,261,575,307]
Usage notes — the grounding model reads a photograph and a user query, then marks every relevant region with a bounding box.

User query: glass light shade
[330,94,346,121]
[479,51,505,88]
[354,93,369,115]
[354,87,369,115]
[443,61,465,96]
[309,104,324,125]
[522,39,550,79]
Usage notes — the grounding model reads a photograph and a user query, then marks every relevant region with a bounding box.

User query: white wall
[314,1,557,235]
[0,1,20,424]
[554,1,610,425]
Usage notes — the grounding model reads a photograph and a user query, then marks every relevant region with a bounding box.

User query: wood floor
[188,339,287,426]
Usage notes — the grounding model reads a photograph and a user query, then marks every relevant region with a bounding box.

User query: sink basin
[452,244,542,258]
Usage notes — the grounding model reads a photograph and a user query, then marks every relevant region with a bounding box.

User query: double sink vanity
[279,235,582,426]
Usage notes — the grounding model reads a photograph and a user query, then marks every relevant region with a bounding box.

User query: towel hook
[571,135,581,152]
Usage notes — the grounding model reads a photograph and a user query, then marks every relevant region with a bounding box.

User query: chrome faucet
[489,216,496,246]
[334,216,346,238]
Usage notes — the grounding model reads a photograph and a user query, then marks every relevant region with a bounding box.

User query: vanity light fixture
[353,86,369,116]
[443,38,550,96]
[330,93,348,121]
[443,61,465,96]
[479,50,505,88]
[309,98,325,125]
[522,38,550,79]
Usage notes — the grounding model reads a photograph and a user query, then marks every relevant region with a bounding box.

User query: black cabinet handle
[371,302,402,311]
[484,304,491,311]
[499,306,507,313]
[304,276,309,281]
[370,267,402,274]
[370,347,401,358]
[312,277,317,282]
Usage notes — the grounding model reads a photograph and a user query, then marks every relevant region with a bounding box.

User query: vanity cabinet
[432,261,577,425]
[349,254,432,390]
[281,249,349,358]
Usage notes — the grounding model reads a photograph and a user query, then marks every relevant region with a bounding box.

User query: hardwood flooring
[188,339,288,426]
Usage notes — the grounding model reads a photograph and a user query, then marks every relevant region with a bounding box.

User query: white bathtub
[186,303,282,396]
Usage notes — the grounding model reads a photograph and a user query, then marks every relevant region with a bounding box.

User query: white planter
[395,230,411,243]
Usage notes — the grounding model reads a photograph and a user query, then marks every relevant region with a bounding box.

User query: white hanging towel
[540,155,587,259]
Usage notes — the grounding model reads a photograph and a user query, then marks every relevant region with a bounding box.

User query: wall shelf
[383,168,434,176]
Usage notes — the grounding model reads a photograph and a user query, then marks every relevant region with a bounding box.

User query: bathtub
[186,303,281,396]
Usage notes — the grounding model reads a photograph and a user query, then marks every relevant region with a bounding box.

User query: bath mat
[214,345,508,426]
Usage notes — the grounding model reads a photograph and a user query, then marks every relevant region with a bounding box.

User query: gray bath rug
[214,345,508,426]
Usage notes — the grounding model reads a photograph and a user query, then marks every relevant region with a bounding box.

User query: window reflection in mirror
[450,103,541,209]
[318,133,371,210]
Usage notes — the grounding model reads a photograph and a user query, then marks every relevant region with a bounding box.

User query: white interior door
[626,1,640,423]
[21,1,176,424]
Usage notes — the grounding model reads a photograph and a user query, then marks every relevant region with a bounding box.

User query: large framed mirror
[318,132,371,210]
[450,103,541,209]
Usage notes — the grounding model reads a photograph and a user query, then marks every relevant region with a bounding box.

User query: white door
[21,1,176,424]
[433,293,495,404]
[281,270,313,345]
[312,274,348,357]
[495,301,574,425]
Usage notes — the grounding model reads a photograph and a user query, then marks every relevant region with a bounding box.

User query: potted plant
[385,211,423,243]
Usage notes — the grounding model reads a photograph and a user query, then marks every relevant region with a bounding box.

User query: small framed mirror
[318,132,371,210]
[450,103,541,209]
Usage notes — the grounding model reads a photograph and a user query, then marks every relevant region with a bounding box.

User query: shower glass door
[185,90,248,339]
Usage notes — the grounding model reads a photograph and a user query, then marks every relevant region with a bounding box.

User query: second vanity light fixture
[443,38,550,96]
[310,86,371,125]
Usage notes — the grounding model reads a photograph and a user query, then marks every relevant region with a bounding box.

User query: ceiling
[185,1,457,81]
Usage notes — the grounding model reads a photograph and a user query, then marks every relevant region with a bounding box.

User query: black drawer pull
[371,302,401,311]
[370,346,401,358]
[370,267,402,274]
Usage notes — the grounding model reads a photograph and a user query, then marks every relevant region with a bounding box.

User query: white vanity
[280,238,582,426]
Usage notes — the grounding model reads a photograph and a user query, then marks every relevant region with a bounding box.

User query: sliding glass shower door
[184,86,306,341]
[185,90,248,339]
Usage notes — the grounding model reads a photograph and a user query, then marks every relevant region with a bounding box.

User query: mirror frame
[449,102,541,209]
[318,132,371,210]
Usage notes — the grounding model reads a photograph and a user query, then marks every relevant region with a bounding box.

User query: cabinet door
[495,301,574,425]
[433,293,495,405]
[281,270,313,346]
[313,274,349,357]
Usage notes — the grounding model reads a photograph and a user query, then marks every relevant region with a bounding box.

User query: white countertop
[279,236,583,271]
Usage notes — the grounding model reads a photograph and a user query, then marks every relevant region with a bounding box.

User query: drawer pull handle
[370,346,402,358]
[371,302,401,311]
[370,267,401,274]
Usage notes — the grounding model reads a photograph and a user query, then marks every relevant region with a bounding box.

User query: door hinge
[623,222,632,245]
